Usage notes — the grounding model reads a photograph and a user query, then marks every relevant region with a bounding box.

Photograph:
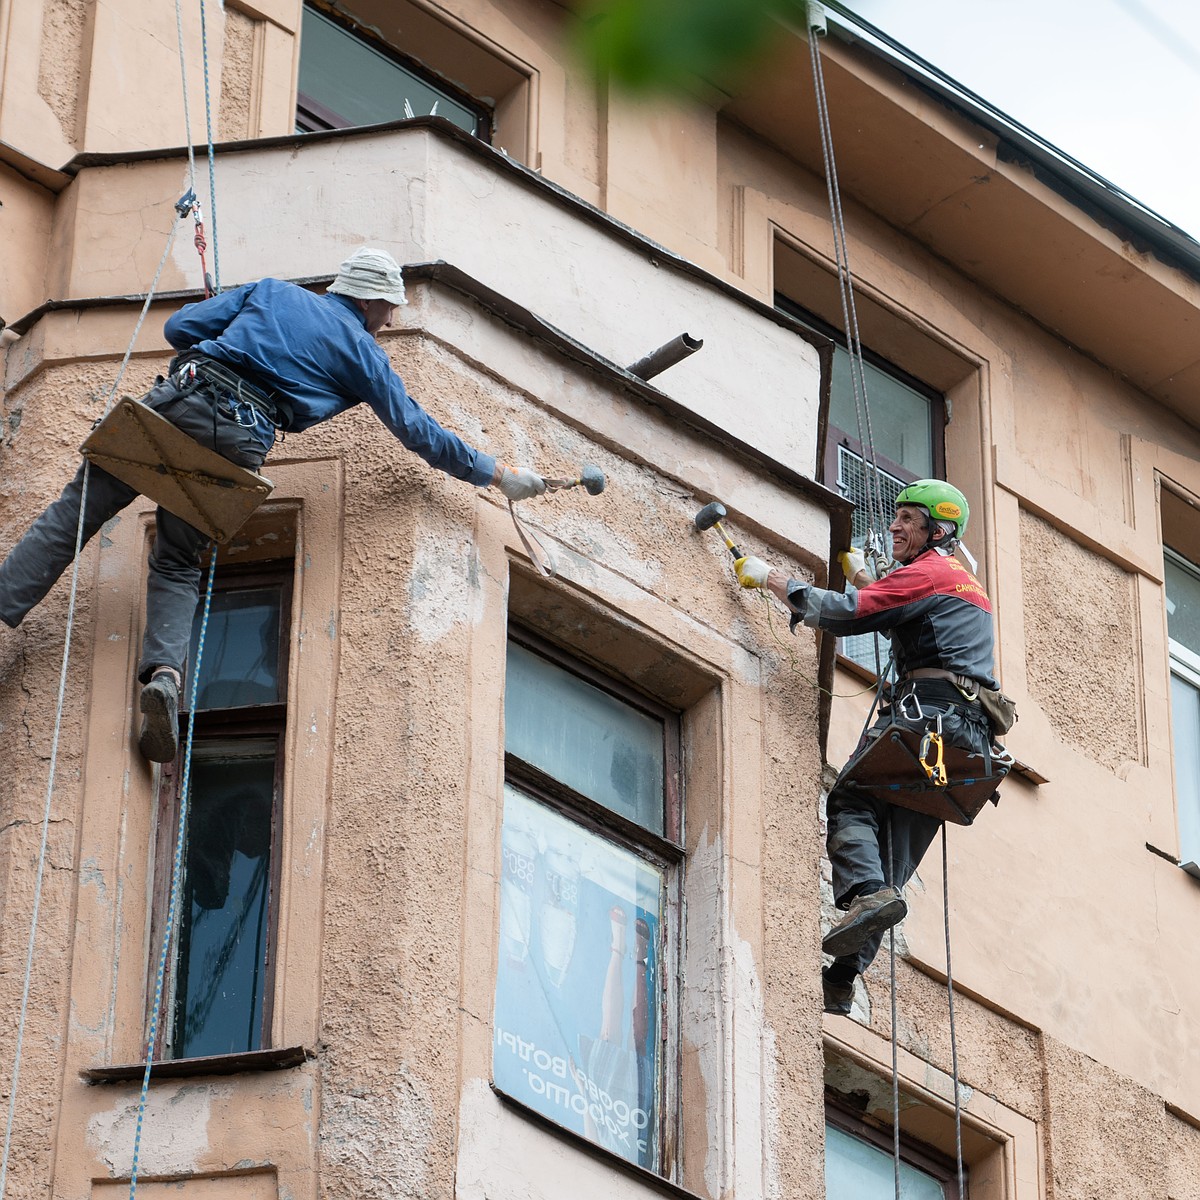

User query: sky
[844,0,1200,240]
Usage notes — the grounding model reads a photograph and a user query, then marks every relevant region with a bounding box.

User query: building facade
[1,1,1199,1197]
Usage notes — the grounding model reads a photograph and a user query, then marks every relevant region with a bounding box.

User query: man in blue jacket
[734,481,1001,1015]
[0,248,546,762]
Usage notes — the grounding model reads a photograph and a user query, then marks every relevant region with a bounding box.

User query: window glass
[505,641,666,836]
[298,4,482,134]
[828,346,934,478]
[185,586,282,710]
[1169,671,1200,866]
[777,298,943,679]
[825,1123,947,1200]
[1165,550,1200,656]
[171,741,277,1059]
[494,786,666,1170]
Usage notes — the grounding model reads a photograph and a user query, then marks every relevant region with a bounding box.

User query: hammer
[693,500,743,560]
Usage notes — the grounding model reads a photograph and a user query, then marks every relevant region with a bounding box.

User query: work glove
[496,464,547,501]
[838,547,867,581]
[734,555,770,589]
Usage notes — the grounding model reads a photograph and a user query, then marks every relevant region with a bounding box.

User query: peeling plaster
[406,530,485,643]
[320,1073,435,1198]
[87,1084,216,1176]
[684,826,781,1199]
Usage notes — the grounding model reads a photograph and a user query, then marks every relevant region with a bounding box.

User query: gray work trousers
[0,375,271,682]
[826,679,992,977]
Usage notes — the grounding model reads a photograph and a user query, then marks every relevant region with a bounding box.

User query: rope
[0,456,96,1200]
[128,550,217,1198]
[886,813,900,1200]
[199,0,220,293]
[0,199,193,1200]
[942,826,966,1194]
[808,31,890,545]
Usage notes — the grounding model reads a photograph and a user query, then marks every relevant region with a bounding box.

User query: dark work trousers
[826,678,992,977]
[0,375,272,682]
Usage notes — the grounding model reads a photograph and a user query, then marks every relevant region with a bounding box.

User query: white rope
[0,208,188,1200]
[0,1,217,1188]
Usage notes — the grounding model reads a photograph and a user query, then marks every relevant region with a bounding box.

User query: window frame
[775,293,948,680]
[147,557,294,1062]
[1165,544,1200,876]
[495,624,685,1179]
[826,1095,965,1200]
[295,0,493,140]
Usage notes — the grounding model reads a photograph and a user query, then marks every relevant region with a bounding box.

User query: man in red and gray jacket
[735,480,999,1015]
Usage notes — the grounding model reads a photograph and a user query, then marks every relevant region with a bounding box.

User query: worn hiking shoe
[821,887,908,958]
[138,669,180,763]
[822,967,855,1016]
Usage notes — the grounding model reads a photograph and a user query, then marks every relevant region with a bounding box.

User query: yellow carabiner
[919,729,947,788]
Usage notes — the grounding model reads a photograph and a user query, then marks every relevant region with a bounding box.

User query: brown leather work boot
[821,886,907,958]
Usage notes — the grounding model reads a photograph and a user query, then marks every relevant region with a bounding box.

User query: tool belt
[902,667,1017,735]
[173,352,293,430]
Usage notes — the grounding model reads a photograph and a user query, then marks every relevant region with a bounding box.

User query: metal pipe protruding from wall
[626,332,704,381]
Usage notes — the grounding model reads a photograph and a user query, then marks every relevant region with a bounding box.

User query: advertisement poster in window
[494,786,664,1170]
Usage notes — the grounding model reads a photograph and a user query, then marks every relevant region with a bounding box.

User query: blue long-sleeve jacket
[163,279,496,486]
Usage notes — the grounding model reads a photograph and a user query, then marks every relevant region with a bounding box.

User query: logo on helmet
[933,501,962,520]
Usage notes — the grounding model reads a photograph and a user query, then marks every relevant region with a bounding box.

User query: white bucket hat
[327,246,407,306]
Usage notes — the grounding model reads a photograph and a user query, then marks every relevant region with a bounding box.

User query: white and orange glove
[496,463,547,501]
[733,555,770,589]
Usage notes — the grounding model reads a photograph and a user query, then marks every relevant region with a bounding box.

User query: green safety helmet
[894,479,969,539]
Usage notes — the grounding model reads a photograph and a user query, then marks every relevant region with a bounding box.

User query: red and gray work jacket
[786,547,999,690]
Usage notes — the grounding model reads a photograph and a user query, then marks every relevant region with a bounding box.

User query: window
[296,2,490,137]
[776,296,946,675]
[150,559,292,1060]
[493,634,681,1174]
[826,1103,964,1200]
[1165,546,1200,876]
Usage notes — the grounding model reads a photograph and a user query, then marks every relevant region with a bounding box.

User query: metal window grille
[836,446,906,675]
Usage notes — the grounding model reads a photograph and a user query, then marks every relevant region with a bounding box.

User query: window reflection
[505,642,665,836]
[185,587,282,710]
[171,743,276,1059]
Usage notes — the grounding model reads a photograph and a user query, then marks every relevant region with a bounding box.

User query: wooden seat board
[833,725,1008,826]
[80,397,273,543]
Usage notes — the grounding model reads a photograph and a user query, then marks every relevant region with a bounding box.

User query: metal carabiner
[918,715,947,788]
[897,690,926,724]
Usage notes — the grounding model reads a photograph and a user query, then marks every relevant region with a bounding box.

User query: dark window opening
[296,2,491,139]
[150,558,293,1061]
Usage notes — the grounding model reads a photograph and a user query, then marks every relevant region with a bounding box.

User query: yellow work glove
[838,547,867,580]
[734,555,770,589]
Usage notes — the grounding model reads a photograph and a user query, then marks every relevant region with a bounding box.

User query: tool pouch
[977,685,1017,735]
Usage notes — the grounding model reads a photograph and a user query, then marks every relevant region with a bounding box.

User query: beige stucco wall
[4,2,1200,1197]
